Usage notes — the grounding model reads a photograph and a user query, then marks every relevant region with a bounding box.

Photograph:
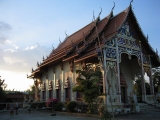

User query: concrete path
[1,106,160,120]
[0,109,98,120]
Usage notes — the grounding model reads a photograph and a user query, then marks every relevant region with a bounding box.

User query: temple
[28,4,160,110]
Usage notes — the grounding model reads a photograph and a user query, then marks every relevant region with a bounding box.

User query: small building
[5,92,34,108]
[28,4,160,110]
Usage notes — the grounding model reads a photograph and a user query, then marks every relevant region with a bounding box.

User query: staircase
[138,103,160,112]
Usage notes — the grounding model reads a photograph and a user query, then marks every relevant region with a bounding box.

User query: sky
[0,0,160,91]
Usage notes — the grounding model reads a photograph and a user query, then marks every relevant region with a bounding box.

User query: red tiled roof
[6,94,24,99]
[104,7,130,38]
[50,22,95,57]
[87,15,110,40]
[30,5,160,78]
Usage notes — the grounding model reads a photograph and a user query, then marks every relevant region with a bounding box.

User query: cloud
[24,45,37,50]
[0,21,12,45]
[0,43,51,73]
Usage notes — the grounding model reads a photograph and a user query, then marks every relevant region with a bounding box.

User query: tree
[133,75,150,96]
[0,76,6,110]
[26,85,35,95]
[152,67,160,93]
[72,70,102,113]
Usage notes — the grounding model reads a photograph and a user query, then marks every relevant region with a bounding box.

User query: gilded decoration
[143,66,151,77]
[52,66,55,73]
[41,82,45,91]
[69,61,74,72]
[81,61,86,70]
[34,79,38,86]
[45,72,48,79]
[106,61,117,76]
[86,63,100,71]
[48,81,52,90]
[64,77,70,88]
[60,63,63,70]
[143,55,150,65]
[55,79,60,89]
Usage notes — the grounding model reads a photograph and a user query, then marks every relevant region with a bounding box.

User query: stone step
[138,103,160,112]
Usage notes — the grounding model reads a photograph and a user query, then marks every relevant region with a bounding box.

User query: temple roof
[29,5,160,78]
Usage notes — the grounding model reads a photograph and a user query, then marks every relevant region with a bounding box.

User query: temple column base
[142,94,147,102]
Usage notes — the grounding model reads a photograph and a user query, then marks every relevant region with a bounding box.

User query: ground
[0,107,160,120]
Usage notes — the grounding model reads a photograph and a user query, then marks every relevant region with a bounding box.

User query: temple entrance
[121,87,126,103]
[120,53,141,103]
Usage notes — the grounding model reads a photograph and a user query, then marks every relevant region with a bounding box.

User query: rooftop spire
[65,31,68,37]
[98,7,102,18]
[52,44,54,50]
[111,2,115,12]
[59,37,61,43]
[130,0,133,6]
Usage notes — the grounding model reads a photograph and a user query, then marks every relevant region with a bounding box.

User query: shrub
[54,102,64,111]
[37,102,46,108]
[46,98,58,108]
[66,101,77,112]
[30,103,38,109]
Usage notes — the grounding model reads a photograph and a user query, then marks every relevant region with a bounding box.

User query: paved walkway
[0,107,160,120]
[0,109,99,120]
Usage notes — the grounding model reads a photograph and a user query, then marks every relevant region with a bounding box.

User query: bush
[30,103,38,109]
[46,98,58,108]
[66,101,77,112]
[54,102,64,111]
[37,102,46,108]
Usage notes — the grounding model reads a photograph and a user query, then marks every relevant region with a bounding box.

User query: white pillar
[116,38,121,103]
[148,56,154,95]
[103,49,108,104]
[139,41,146,102]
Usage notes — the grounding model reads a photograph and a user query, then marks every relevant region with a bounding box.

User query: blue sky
[0,0,160,91]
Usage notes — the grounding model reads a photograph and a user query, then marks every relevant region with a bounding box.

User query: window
[56,89,59,99]
[49,90,52,99]
[65,88,69,99]
[76,91,82,98]
[42,91,45,100]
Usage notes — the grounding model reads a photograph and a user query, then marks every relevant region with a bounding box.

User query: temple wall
[63,61,71,101]
[107,69,117,95]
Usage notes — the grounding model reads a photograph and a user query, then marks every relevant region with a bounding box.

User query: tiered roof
[29,5,160,78]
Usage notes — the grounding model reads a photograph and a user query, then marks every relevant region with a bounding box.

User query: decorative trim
[45,72,48,79]
[48,81,53,90]
[60,63,63,70]
[52,66,55,73]
[55,79,60,89]
[64,77,70,88]
[81,61,86,70]
[69,61,74,72]
[41,82,46,91]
